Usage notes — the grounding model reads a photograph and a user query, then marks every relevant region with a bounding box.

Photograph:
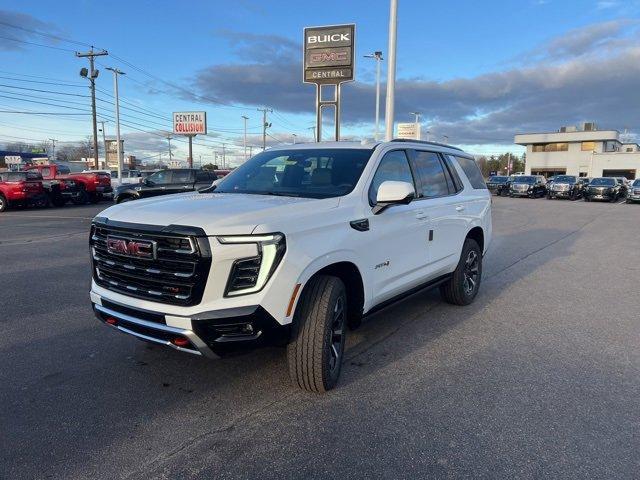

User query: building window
[581,141,597,151]
[535,143,568,152]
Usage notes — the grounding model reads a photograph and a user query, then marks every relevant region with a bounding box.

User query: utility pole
[308,125,317,142]
[364,51,383,140]
[48,138,57,162]
[76,48,108,169]
[249,146,254,158]
[241,115,249,160]
[106,67,125,180]
[410,112,421,140]
[222,143,226,169]
[166,135,173,162]
[385,0,398,141]
[257,107,272,151]
[292,133,297,144]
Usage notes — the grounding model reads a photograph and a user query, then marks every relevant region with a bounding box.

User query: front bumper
[91,292,289,358]
[510,190,531,196]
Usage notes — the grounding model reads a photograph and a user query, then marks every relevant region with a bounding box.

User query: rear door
[408,150,468,273]
[166,169,196,194]
[194,170,215,190]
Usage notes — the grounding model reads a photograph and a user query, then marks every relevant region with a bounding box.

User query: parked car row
[0,164,113,212]
[487,174,638,203]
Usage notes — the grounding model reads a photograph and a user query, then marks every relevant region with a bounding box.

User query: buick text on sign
[303,24,355,85]
[173,111,207,135]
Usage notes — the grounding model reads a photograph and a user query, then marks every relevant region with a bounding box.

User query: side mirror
[373,180,415,214]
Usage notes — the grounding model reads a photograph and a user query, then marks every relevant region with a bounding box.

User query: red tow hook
[105,317,118,325]
[171,337,191,348]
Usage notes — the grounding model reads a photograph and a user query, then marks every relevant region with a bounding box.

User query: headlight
[217,233,286,296]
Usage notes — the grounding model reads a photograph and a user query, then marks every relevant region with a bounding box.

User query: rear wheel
[440,238,482,306]
[0,194,7,212]
[287,275,347,393]
[72,188,88,205]
[89,192,102,204]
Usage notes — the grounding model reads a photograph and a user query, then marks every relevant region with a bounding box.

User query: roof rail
[389,138,463,152]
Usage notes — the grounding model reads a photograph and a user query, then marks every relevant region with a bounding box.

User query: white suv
[89,140,491,392]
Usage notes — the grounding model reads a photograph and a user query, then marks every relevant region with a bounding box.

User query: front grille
[513,184,528,191]
[634,189,640,195]
[553,184,570,192]
[90,222,211,306]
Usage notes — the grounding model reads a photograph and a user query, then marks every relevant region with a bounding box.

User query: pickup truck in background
[113,168,217,203]
[0,170,46,212]
[25,164,112,204]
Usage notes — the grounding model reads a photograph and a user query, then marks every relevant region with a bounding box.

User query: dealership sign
[173,111,207,135]
[397,123,421,140]
[304,24,355,85]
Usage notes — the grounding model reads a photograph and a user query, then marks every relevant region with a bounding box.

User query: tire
[547,194,552,200]
[610,195,617,203]
[51,194,66,208]
[440,238,483,306]
[0,194,7,212]
[89,192,102,204]
[287,275,347,393]
[72,188,88,205]
[584,196,590,202]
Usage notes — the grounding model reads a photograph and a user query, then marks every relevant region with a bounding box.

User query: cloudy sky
[1,0,639,164]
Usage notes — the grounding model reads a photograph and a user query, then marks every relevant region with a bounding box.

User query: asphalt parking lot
[1,196,639,479]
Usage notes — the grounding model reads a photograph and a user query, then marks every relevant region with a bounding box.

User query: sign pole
[315,85,322,142]
[188,135,193,168]
[304,24,355,144]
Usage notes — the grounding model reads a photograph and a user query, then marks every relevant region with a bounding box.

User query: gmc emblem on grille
[106,236,156,259]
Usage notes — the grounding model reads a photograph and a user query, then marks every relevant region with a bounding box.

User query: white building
[514,123,640,179]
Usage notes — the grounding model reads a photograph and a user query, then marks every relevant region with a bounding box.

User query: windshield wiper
[262,191,300,197]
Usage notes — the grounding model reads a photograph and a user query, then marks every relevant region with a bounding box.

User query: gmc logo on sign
[106,236,156,259]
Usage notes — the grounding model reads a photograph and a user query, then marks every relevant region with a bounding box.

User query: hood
[97,192,340,235]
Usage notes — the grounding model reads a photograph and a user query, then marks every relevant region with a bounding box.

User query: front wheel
[440,238,482,306]
[0,194,7,212]
[287,275,347,393]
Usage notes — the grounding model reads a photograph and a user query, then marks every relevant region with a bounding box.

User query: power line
[0,83,89,97]
[0,35,76,52]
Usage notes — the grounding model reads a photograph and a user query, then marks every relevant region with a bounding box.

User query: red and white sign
[173,111,207,135]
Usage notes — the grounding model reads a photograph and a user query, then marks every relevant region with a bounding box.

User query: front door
[365,150,431,303]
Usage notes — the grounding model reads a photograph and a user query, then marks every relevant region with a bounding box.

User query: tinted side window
[148,170,172,184]
[196,170,211,182]
[441,155,464,192]
[412,151,449,198]
[454,156,487,189]
[41,167,51,178]
[368,150,414,205]
[57,165,71,175]
[173,170,194,183]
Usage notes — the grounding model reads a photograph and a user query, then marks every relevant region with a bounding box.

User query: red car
[0,170,46,212]
[24,164,112,204]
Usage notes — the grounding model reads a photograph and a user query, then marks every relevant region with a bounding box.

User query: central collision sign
[304,24,355,85]
[173,111,207,135]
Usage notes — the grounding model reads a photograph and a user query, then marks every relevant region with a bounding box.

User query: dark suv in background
[486,175,511,196]
[509,175,546,198]
[114,168,217,203]
[584,177,621,202]
[547,175,584,200]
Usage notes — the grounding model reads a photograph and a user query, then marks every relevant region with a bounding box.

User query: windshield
[213,148,373,199]
[590,178,615,186]
[633,179,640,187]
[513,176,536,184]
[554,176,576,183]
[488,176,508,183]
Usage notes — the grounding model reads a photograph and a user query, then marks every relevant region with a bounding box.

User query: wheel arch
[466,226,485,254]
[292,258,366,326]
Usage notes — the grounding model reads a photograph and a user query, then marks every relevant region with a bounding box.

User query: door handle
[455,205,465,212]
[415,211,428,220]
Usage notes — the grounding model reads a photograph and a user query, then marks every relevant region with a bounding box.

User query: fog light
[105,317,118,325]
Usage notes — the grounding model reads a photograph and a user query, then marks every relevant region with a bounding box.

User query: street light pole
[241,115,249,160]
[48,138,57,162]
[410,112,421,139]
[364,51,384,140]
[106,67,125,180]
[385,0,398,141]
[292,133,297,144]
